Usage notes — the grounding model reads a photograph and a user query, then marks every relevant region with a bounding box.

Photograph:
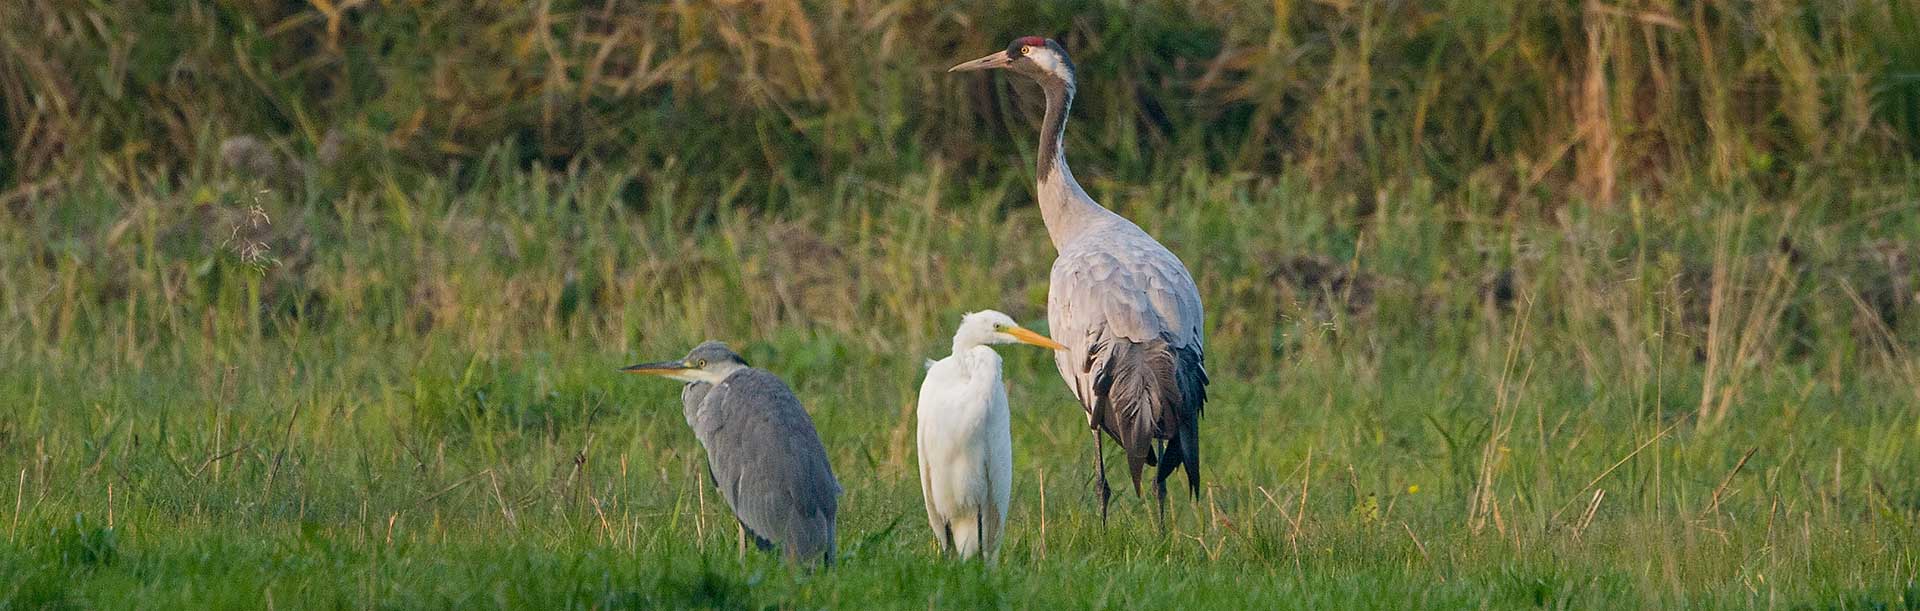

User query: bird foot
[1154,478,1170,527]
[1095,477,1112,525]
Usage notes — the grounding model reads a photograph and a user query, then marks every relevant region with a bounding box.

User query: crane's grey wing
[1049,238,1206,392]
[1053,239,1204,345]
[1048,237,1208,459]
[692,369,841,563]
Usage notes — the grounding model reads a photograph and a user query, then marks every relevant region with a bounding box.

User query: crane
[950,37,1210,523]
[916,310,1065,561]
[621,341,842,565]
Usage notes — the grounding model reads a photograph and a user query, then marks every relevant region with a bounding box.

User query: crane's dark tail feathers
[1158,418,1200,496]
[1095,339,1208,501]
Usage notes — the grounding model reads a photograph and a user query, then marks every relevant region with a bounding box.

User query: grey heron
[916,310,1065,561]
[621,341,842,565]
[950,37,1210,523]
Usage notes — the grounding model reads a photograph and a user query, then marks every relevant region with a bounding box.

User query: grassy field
[2,158,1917,608]
[3,1,1920,609]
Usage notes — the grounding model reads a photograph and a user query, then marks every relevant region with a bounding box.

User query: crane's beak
[1005,325,1067,351]
[619,359,690,377]
[948,51,1014,73]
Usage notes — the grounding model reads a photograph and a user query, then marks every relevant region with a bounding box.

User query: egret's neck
[951,334,989,359]
[1036,80,1104,250]
[945,342,1002,386]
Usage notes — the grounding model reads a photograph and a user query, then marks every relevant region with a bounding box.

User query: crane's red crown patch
[1016,36,1047,48]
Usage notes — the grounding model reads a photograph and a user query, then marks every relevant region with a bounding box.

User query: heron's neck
[704,363,746,384]
[1036,80,1104,250]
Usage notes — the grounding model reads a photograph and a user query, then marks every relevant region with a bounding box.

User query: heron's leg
[1092,428,1111,525]
[736,522,747,558]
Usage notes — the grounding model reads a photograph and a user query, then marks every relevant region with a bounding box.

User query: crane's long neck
[1036,82,1072,184]
[1036,79,1104,250]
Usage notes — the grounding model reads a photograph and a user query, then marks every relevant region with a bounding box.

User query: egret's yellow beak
[948,51,1014,73]
[619,359,690,376]
[1005,326,1067,351]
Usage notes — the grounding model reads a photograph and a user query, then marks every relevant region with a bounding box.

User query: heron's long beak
[948,51,1014,73]
[1005,326,1067,351]
[619,359,690,376]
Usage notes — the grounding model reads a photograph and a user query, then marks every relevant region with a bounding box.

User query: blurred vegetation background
[3,2,1920,606]
[5,0,1919,207]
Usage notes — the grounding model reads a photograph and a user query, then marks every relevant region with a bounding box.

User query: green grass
[1,155,1917,608]
[3,3,1920,606]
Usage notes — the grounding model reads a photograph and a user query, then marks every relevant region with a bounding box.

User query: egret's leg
[976,514,988,564]
[933,521,952,556]
[949,513,982,560]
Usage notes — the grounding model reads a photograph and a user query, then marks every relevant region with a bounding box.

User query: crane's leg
[1156,423,1202,531]
[1093,429,1112,525]
[736,522,747,559]
[1154,438,1174,526]
[1178,421,1201,497]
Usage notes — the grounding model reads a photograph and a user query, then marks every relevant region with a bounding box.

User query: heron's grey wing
[693,369,841,563]
[683,382,774,551]
[681,382,713,429]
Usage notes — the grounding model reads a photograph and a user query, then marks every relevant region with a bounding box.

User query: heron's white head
[952,309,1067,352]
[620,340,748,385]
[947,36,1077,92]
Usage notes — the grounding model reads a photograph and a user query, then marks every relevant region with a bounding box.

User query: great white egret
[916,310,1064,561]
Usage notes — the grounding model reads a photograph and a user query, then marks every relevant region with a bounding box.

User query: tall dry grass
[2,0,1916,210]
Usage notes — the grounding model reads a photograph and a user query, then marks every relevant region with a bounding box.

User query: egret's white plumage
[916,310,1063,561]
